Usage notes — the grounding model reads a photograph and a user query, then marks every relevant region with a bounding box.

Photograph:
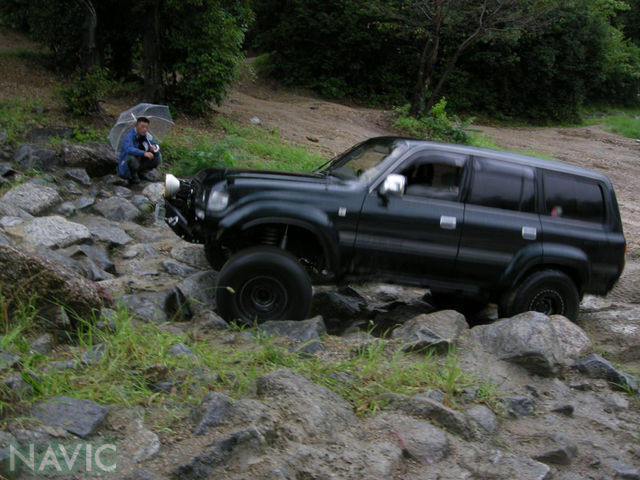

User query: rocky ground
[0,127,638,480]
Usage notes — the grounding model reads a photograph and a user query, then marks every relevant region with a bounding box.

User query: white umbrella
[108,103,174,152]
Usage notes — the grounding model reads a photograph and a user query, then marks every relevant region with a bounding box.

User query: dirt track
[219,78,640,303]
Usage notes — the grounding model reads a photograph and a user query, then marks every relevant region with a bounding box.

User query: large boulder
[13,144,58,171]
[93,197,141,222]
[62,143,118,177]
[470,311,578,377]
[259,316,327,355]
[0,244,102,321]
[1,182,61,215]
[392,310,469,352]
[29,396,107,438]
[17,215,92,249]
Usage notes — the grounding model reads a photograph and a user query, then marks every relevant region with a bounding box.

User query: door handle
[522,226,537,241]
[440,216,457,230]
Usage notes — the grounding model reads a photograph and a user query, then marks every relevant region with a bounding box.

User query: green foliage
[599,114,640,138]
[392,99,473,144]
[162,0,254,114]
[163,118,327,176]
[58,67,111,116]
[0,98,48,146]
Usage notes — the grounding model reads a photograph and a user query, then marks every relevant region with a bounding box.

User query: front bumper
[164,200,202,243]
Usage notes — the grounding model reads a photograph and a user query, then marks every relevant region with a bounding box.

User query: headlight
[164,174,180,199]
[206,190,229,212]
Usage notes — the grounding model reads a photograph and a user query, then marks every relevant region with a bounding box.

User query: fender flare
[216,201,341,273]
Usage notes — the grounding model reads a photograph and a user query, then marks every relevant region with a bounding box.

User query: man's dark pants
[128,151,161,181]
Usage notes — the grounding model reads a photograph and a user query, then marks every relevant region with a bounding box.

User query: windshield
[317,138,408,183]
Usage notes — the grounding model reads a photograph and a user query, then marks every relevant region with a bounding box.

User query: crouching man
[118,117,162,184]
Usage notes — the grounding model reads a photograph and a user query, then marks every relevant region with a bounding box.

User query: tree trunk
[78,0,98,72]
[409,38,433,117]
[423,28,480,115]
[143,0,163,102]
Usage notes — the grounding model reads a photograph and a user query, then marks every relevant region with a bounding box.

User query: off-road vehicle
[162,137,626,322]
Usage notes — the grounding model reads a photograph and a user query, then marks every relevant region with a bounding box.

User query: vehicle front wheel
[215,246,312,323]
[498,270,579,321]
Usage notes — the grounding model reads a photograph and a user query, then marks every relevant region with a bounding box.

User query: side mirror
[379,174,406,196]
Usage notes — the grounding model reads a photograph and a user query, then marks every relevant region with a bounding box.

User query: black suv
[163,137,625,322]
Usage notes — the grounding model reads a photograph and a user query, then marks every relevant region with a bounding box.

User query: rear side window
[543,171,605,223]
[467,158,535,212]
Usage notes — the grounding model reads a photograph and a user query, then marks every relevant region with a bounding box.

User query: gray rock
[122,288,191,323]
[193,310,229,331]
[0,431,17,448]
[615,464,640,480]
[124,469,163,480]
[0,199,32,220]
[47,360,80,371]
[504,396,535,417]
[66,168,91,186]
[0,232,9,246]
[550,404,574,416]
[30,396,107,438]
[63,244,115,273]
[114,185,133,198]
[464,450,551,480]
[167,342,197,359]
[533,435,578,465]
[466,404,498,434]
[94,197,141,222]
[162,259,199,277]
[392,310,468,352]
[471,311,564,376]
[0,129,7,145]
[310,288,367,320]
[142,183,164,204]
[367,412,450,463]
[132,194,151,209]
[170,242,210,270]
[191,392,232,435]
[0,350,19,370]
[3,373,32,397]
[55,201,77,217]
[0,244,102,320]
[384,393,475,440]
[62,143,118,177]
[172,427,265,480]
[86,223,133,246]
[0,216,23,228]
[30,333,54,355]
[259,316,326,355]
[26,126,73,143]
[75,196,95,210]
[256,369,358,437]
[573,353,638,392]
[13,144,58,171]
[1,182,61,215]
[20,215,91,248]
[81,343,105,365]
[123,243,156,259]
[176,271,218,315]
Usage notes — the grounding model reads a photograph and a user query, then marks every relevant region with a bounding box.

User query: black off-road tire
[498,270,579,321]
[215,246,312,323]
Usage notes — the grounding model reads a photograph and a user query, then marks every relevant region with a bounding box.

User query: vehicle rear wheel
[498,270,579,321]
[215,246,312,323]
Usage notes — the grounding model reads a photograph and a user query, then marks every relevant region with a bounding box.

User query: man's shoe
[129,174,141,185]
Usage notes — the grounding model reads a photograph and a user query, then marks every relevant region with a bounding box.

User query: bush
[392,98,473,144]
[59,67,111,116]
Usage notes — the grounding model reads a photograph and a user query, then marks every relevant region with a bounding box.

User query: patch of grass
[0,293,498,425]
[600,115,640,139]
[163,117,327,177]
[0,98,48,146]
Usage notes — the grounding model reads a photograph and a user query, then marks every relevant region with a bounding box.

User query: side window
[399,153,466,202]
[543,171,605,223]
[467,158,535,212]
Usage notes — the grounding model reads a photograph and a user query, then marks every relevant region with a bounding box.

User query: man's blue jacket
[117,127,158,179]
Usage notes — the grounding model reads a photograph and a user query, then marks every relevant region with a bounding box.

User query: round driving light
[164,174,180,199]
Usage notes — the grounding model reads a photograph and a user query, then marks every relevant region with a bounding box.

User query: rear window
[543,171,605,223]
[467,158,535,212]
